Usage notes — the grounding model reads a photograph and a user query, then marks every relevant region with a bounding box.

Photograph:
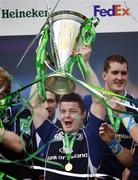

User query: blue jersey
[0,103,38,179]
[84,93,138,179]
[127,98,138,180]
[37,112,104,180]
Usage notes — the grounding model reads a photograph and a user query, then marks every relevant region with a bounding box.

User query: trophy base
[45,73,75,95]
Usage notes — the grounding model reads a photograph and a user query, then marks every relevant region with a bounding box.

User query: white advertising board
[0,0,138,35]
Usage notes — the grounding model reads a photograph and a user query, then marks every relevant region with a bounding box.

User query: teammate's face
[103,62,128,95]
[44,91,57,120]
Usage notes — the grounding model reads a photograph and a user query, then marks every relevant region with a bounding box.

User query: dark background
[0,32,138,98]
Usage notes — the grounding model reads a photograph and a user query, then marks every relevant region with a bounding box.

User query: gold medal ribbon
[63,133,76,171]
[64,133,76,161]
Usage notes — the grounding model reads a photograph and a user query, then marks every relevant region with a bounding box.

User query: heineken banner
[0,0,138,35]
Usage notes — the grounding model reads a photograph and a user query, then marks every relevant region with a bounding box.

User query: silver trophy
[36,10,99,96]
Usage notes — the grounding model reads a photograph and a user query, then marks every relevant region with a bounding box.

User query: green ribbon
[66,73,138,128]
[64,133,76,162]
[81,17,98,46]
[64,54,90,81]
[105,97,121,132]
[0,172,16,180]
[64,17,99,82]
[36,25,49,101]
[0,75,47,110]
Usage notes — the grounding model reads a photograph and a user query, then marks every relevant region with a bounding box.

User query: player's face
[60,101,84,133]
[44,91,57,120]
[103,62,128,95]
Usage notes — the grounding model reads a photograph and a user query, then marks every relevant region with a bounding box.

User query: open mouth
[47,108,51,112]
[64,121,72,126]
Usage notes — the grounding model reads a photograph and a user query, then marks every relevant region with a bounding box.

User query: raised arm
[29,83,49,129]
[78,45,101,88]
[29,83,43,108]
[78,45,105,120]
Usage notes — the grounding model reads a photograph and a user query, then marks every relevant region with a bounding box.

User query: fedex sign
[94,4,130,17]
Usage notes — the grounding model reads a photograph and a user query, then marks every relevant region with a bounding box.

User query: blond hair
[0,67,11,97]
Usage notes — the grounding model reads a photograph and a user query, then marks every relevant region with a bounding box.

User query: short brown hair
[0,67,11,97]
[104,55,128,72]
[60,93,86,113]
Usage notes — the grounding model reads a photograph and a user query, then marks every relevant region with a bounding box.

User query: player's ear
[102,71,106,81]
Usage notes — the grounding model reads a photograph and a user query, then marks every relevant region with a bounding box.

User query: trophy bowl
[45,72,75,95]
